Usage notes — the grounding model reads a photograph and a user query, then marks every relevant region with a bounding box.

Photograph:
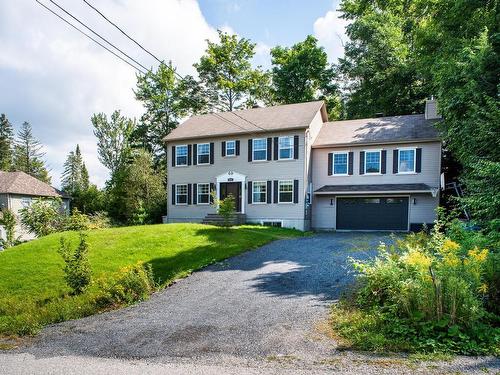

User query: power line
[35,0,147,74]
[82,0,163,65]
[47,0,151,73]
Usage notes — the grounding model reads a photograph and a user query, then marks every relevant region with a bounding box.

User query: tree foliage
[19,198,65,237]
[0,114,14,171]
[0,209,19,249]
[62,145,88,195]
[12,122,51,183]
[58,233,91,295]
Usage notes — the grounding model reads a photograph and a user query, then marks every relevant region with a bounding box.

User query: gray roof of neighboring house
[0,171,68,198]
[313,114,441,148]
[164,101,327,142]
[314,183,435,194]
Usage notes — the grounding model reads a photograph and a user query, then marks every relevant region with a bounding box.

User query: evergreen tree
[81,162,89,191]
[0,114,14,171]
[62,145,90,195]
[12,122,51,183]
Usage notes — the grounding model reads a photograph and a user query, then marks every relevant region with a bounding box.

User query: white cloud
[313,6,349,63]
[0,0,220,188]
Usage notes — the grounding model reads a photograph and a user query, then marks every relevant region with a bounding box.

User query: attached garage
[336,197,409,231]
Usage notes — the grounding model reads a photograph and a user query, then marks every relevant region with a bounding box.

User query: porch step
[202,213,246,226]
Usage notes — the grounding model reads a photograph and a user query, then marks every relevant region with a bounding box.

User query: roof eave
[314,190,435,195]
[312,137,442,149]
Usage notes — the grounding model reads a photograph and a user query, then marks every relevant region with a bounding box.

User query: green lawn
[0,223,304,336]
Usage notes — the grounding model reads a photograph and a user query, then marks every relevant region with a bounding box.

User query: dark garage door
[336,197,409,231]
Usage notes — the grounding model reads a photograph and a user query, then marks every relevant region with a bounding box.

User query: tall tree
[12,122,50,183]
[194,30,266,111]
[133,61,205,164]
[91,110,135,177]
[61,144,87,195]
[0,114,14,171]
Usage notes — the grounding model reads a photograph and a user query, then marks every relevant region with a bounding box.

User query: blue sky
[0,0,346,187]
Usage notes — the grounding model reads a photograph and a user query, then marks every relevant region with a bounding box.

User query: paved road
[5,232,499,374]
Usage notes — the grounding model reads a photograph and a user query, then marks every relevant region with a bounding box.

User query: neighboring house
[164,100,441,232]
[0,171,70,241]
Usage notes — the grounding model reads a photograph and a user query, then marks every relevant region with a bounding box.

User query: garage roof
[314,183,436,194]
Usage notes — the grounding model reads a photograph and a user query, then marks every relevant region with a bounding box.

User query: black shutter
[171,184,176,205]
[171,146,176,167]
[393,149,399,173]
[267,181,272,203]
[192,184,197,204]
[293,180,299,203]
[359,151,365,175]
[348,152,354,175]
[267,137,272,161]
[210,183,215,204]
[248,139,252,161]
[381,150,387,174]
[236,140,240,155]
[187,184,192,205]
[193,144,198,165]
[416,148,422,173]
[247,181,252,204]
[328,153,333,176]
[221,141,226,157]
[273,180,278,203]
[210,143,214,164]
[187,144,192,166]
[273,137,278,160]
[293,135,299,159]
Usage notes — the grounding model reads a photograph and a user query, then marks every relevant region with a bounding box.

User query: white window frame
[197,183,210,205]
[364,150,381,175]
[225,140,236,157]
[398,147,416,174]
[252,181,267,204]
[175,145,188,166]
[252,138,267,161]
[332,151,349,176]
[278,136,294,160]
[175,184,188,205]
[21,197,32,208]
[197,143,210,165]
[278,180,293,204]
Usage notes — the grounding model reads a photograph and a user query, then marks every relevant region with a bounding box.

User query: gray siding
[166,130,309,230]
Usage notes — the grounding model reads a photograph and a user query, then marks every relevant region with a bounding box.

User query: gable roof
[313,114,441,148]
[164,101,327,142]
[0,171,67,198]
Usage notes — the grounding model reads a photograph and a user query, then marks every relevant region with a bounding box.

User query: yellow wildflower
[404,249,432,270]
[441,239,460,253]
[478,283,488,294]
[466,247,489,264]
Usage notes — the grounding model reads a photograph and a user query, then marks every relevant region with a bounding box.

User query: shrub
[19,197,66,237]
[0,209,20,249]
[58,233,92,295]
[96,262,156,305]
[64,208,91,231]
[212,192,236,227]
[86,211,111,230]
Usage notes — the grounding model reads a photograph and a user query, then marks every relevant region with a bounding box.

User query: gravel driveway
[9,232,500,374]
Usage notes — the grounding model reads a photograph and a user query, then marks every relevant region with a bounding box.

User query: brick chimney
[425,97,441,120]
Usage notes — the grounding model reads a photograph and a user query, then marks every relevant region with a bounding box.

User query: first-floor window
[278,136,293,159]
[365,151,381,173]
[252,181,267,203]
[333,152,348,175]
[399,149,415,173]
[21,197,32,208]
[175,145,188,166]
[176,184,188,204]
[253,138,267,161]
[197,143,210,164]
[225,140,236,156]
[278,180,293,203]
[197,183,210,204]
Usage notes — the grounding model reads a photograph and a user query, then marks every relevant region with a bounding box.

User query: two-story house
[164,100,441,232]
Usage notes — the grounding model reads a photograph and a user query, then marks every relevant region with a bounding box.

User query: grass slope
[0,223,304,336]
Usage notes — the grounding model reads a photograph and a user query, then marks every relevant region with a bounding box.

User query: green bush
[332,219,500,355]
[64,208,91,231]
[0,209,20,249]
[212,192,236,227]
[58,233,92,295]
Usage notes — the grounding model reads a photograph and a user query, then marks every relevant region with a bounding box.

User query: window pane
[226,141,235,156]
[176,185,188,204]
[279,181,293,203]
[252,182,266,203]
[333,153,348,174]
[253,139,266,160]
[279,137,293,159]
[365,151,380,173]
[176,146,188,165]
[399,150,415,172]
[198,143,210,164]
[253,149,266,161]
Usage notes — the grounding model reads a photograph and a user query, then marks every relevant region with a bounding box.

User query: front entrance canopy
[216,171,247,214]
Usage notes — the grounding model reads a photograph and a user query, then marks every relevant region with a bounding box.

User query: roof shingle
[0,171,67,198]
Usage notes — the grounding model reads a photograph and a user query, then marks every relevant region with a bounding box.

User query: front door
[219,182,242,212]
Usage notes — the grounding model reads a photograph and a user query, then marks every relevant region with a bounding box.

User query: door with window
[219,182,242,212]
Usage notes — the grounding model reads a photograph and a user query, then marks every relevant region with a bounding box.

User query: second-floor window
[278,136,293,159]
[252,181,267,203]
[253,138,267,161]
[197,183,210,204]
[197,143,210,165]
[176,145,188,166]
[333,152,348,175]
[225,140,236,156]
[399,149,415,173]
[365,151,381,174]
[278,180,293,203]
[176,184,188,204]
